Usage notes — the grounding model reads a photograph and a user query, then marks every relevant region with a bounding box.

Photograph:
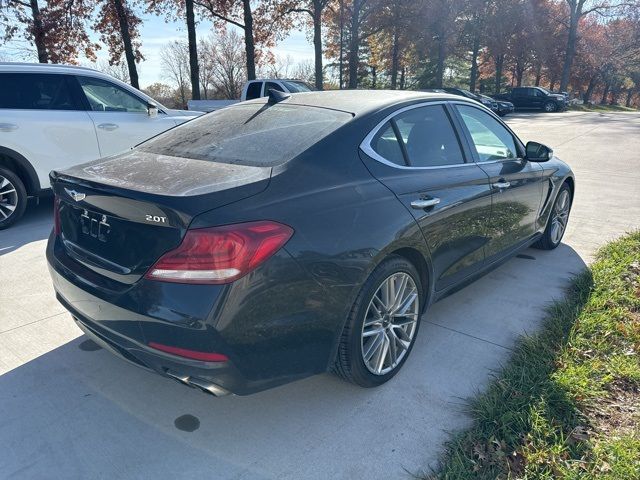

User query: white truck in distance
[187,79,314,112]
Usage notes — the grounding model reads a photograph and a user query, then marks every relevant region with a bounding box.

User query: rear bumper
[47,231,335,395]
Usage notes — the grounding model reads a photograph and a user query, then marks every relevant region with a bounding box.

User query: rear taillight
[144,221,293,284]
[53,196,61,235]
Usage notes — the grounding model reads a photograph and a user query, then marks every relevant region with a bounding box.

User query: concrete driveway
[1,111,638,479]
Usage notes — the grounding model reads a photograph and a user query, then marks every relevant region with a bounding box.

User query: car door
[453,103,544,263]
[0,72,100,188]
[359,102,493,291]
[75,75,179,157]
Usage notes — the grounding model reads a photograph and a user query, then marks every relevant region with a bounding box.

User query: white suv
[0,63,202,228]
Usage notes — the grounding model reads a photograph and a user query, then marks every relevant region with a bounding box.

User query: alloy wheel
[361,272,419,375]
[0,175,18,222]
[550,189,570,244]
[544,102,556,112]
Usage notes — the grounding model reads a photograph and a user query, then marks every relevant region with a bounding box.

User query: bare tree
[161,40,191,107]
[96,59,131,83]
[203,29,247,99]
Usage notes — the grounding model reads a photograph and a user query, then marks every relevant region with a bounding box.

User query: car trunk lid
[51,150,271,284]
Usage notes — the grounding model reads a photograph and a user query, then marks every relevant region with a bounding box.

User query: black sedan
[47,90,574,396]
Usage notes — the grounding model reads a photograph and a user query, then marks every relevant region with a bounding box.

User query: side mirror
[525,141,553,162]
[147,104,159,118]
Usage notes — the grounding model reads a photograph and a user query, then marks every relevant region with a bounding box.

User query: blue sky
[1,13,315,88]
[125,15,315,87]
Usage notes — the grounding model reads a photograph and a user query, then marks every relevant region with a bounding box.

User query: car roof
[245,89,469,116]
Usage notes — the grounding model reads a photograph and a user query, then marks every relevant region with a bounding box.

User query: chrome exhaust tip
[188,377,231,397]
[165,370,231,397]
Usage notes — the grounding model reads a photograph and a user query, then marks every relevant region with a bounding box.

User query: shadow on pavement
[0,199,53,256]
[0,241,587,479]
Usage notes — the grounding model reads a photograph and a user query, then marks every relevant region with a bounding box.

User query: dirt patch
[588,379,640,438]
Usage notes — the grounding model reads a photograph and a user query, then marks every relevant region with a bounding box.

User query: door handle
[0,123,18,132]
[492,181,511,189]
[97,123,119,131]
[411,197,440,209]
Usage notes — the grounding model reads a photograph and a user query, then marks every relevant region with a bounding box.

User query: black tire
[333,255,424,388]
[543,101,557,112]
[533,183,572,250]
[0,167,27,230]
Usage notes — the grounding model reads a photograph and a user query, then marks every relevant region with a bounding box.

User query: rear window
[0,73,81,110]
[139,103,352,166]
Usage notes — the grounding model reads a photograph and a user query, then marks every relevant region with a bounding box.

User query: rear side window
[371,122,406,166]
[139,104,352,166]
[394,105,464,167]
[0,73,81,110]
[245,82,263,100]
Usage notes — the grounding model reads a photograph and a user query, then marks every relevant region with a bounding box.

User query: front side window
[78,76,148,112]
[456,105,518,162]
[245,82,263,100]
[265,82,284,94]
[0,73,80,110]
[139,103,352,167]
[281,81,313,92]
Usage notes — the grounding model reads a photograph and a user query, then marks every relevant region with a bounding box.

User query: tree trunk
[185,0,200,99]
[312,6,323,90]
[560,10,578,92]
[469,32,480,93]
[29,0,48,63]
[399,66,405,89]
[338,0,344,89]
[625,89,633,107]
[600,82,610,104]
[515,61,524,87]
[390,28,399,89]
[534,64,542,86]
[583,74,597,104]
[434,25,446,88]
[347,0,361,89]
[243,0,256,80]
[371,65,376,89]
[112,0,139,89]
[550,77,556,91]
[494,54,504,94]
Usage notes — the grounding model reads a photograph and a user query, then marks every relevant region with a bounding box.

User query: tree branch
[194,1,245,30]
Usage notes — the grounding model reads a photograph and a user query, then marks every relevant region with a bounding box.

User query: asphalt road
[1,111,639,479]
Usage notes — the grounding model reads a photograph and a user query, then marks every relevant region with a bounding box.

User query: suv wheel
[333,255,423,387]
[543,101,557,112]
[0,167,27,229]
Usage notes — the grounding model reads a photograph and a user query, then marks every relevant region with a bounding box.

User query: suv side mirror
[147,104,159,118]
[525,141,553,162]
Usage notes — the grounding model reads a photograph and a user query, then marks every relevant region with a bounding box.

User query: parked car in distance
[482,94,515,116]
[188,79,314,112]
[440,87,499,112]
[0,63,202,229]
[494,86,567,112]
[47,90,574,397]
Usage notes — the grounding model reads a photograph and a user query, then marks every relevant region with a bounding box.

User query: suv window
[77,76,148,112]
[370,121,406,166]
[456,105,518,162]
[393,105,464,167]
[245,82,263,100]
[0,73,81,110]
[265,82,284,94]
[139,104,352,167]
